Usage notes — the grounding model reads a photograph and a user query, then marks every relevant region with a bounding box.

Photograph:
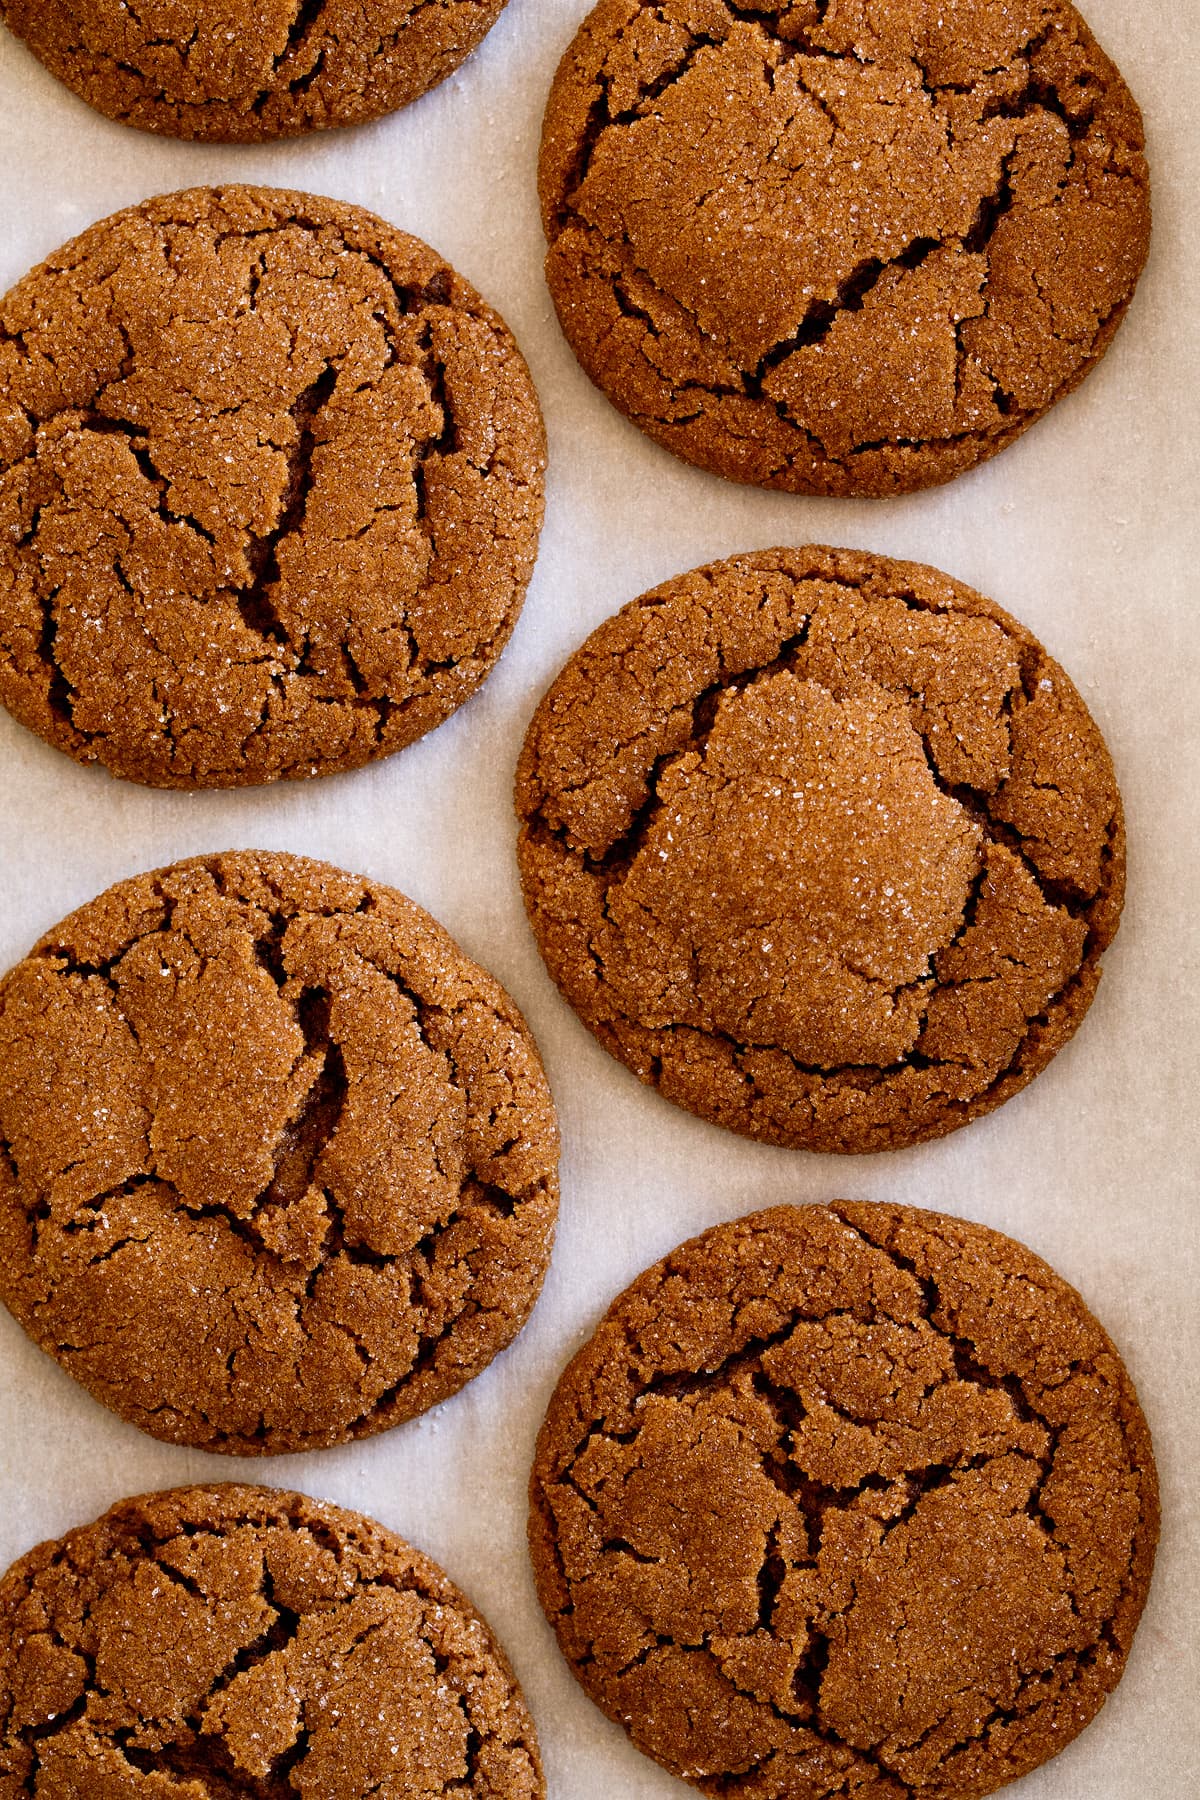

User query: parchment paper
[0,4,1196,1794]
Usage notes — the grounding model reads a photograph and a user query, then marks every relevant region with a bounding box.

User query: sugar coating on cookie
[0,184,545,789]
[0,1483,544,1796]
[530,1201,1158,1799]
[539,0,1150,495]
[516,547,1124,1154]
[1,0,509,139]
[0,851,559,1453]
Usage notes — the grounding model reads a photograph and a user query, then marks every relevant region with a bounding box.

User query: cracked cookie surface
[0,850,559,1453]
[515,547,1124,1154]
[0,0,509,139]
[0,1482,545,1797]
[0,184,545,788]
[539,0,1150,495]
[529,1201,1158,1799]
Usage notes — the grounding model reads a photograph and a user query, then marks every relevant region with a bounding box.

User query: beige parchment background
[0,2,1197,1793]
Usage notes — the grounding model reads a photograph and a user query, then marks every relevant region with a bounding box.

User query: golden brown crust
[529,1201,1159,1800]
[0,184,546,789]
[0,1483,545,1797]
[0,0,508,140]
[0,850,559,1454]
[515,547,1124,1154]
[539,0,1151,495]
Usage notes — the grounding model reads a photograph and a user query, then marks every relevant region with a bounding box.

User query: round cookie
[1,0,510,140]
[0,184,545,788]
[0,850,559,1454]
[516,546,1124,1154]
[0,1483,544,1797]
[540,0,1151,495]
[530,1201,1159,1800]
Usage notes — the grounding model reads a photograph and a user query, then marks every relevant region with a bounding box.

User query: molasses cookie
[0,184,545,788]
[1,0,510,139]
[530,1201,1158,1799]
[516,547,1123,1154]
[0,1483,544,1797]
[540,0,1150,495]
[0,850,559,1453]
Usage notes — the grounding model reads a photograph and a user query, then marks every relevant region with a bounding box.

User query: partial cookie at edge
[1,0,511,140]
[0,1483,544,1797]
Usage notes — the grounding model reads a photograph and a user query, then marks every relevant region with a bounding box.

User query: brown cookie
[516,547,1124,1154]
[540,0,1150,495]
[1,0,510,140]
[0,184,545,789]
[0,850,559,1454]
[0,1482,544,1797]
[530,1201,1159,1799]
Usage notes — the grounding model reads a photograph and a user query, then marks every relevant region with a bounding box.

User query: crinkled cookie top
[516,546,1123,1153]
[530,1201,1158,1798]
[0,851,558,1452]
[540,0,1149,493]
[0,185,544,787]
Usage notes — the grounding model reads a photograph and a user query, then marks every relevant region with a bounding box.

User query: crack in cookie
[539,0,1150,494]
